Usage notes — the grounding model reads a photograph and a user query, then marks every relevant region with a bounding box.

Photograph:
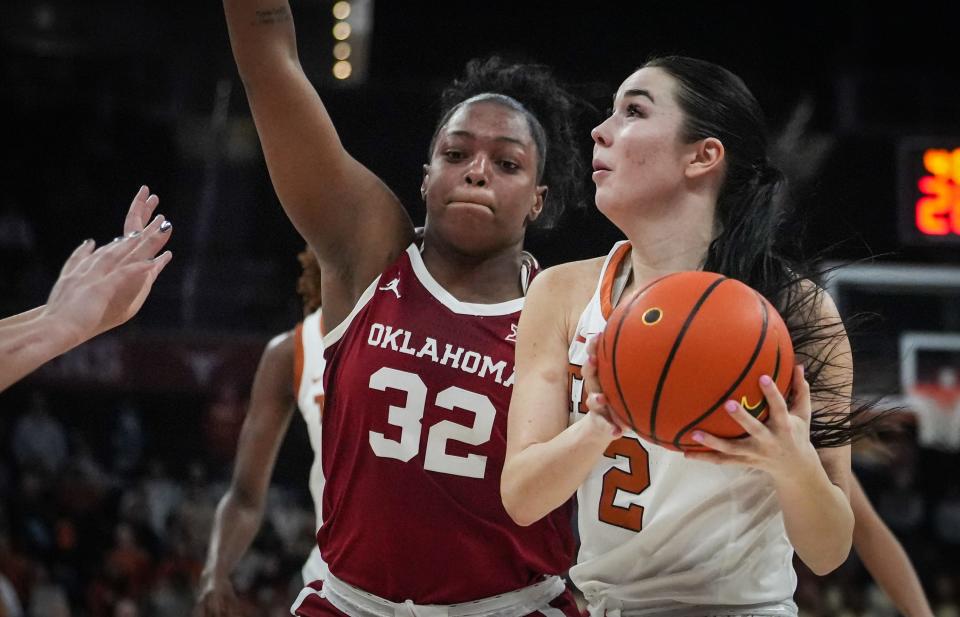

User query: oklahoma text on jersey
[365,321,516,388]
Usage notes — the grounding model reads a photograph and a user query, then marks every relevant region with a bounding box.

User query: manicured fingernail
[112,236,123,243]
[82,238,93,245]
[725,400,738,412]
[760,375,772,386]
[160,221,172,233]
[128,230,142,238]
[692,431,705,442]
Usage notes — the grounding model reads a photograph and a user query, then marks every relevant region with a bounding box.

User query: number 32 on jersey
[367,367,495,479]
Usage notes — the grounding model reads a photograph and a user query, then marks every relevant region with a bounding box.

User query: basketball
[596,271,795,452]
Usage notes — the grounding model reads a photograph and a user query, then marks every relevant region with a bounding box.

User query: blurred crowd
[0,389,315,617]
[1,386,958,617]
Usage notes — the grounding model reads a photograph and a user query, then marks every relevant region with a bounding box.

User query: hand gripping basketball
[582,335,630,440]
[683,365,822,482]
[595,271,795,451]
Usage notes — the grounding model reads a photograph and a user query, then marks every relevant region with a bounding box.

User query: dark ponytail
[643,55,877,447]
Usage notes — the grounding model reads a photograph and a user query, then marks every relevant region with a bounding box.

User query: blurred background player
[194,247,325,616]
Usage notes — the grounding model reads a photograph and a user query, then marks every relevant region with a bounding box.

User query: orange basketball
[596,271,794,452]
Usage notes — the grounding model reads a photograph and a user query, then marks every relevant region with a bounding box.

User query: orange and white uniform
[568,242,797,617]
[294,310,328,584]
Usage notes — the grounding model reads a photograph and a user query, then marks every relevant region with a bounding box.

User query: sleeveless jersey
[567,242,798,617]
[317,244,574,604]
[294,310,329,584]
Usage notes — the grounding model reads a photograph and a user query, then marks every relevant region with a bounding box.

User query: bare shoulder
[525,257,607,339]
[530,257,604,301]
[262,328,297,365]
[792,278,844,327]
[252,328,299,405]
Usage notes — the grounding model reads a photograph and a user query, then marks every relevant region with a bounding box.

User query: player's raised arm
[222,0,414,324]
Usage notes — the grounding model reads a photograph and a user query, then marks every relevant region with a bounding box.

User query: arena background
[1,2,958,616]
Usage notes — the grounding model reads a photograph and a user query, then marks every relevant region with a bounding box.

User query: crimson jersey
[318,244,574,604]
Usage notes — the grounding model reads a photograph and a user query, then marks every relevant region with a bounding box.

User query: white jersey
[294,310,329,584]
[567,242,798,617]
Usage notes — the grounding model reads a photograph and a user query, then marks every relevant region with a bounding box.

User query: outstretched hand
[43,186,173,346]
[123,184,163,236]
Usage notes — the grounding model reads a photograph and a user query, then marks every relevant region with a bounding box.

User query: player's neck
[420,240,524,304]
[619,198,714,295]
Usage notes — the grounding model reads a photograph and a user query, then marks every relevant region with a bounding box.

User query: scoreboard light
[898,139,960,246]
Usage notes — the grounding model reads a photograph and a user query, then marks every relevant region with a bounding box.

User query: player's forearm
[223,0,299,84]
[854,516,933,616]
[200,492,266,582]
[503,414,614,526]
[1,314,81,392]
[774,454,853,575]
[0,305,44,328]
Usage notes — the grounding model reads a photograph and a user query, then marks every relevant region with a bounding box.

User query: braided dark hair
[642,55,879,447]
[429,57,589,229]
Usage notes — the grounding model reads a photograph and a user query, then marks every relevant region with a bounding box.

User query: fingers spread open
[123,185,161,234]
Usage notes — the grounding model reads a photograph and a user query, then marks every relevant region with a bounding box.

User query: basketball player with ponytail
[223,0,588,614]
[504,56,872,616]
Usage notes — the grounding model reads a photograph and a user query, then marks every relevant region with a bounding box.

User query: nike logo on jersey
[379,278,401,298]
[505,324,518,342]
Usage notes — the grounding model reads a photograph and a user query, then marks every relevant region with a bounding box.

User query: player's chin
[436,214,512,255]
[593,189,628,222]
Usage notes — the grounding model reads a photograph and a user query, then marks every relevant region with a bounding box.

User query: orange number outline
[598,437,651,532]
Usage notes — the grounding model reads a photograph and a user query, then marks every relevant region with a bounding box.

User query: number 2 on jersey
[599,436,651,532]
[367,367,495,479]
